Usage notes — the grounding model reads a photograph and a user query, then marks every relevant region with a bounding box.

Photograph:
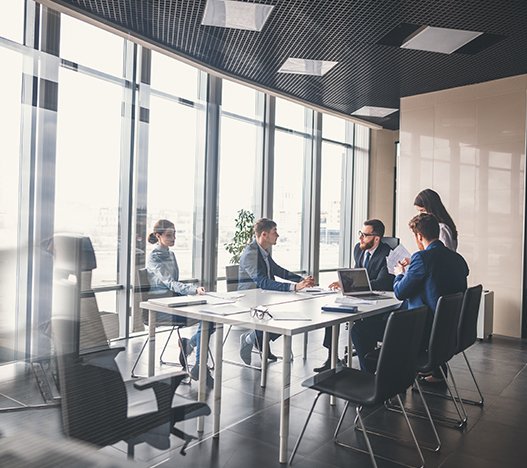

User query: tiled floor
[1,328,526,467]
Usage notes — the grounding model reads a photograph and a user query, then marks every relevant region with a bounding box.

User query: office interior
[1,0,527,466]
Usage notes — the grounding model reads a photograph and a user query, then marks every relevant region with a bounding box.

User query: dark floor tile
[439,452,505,468]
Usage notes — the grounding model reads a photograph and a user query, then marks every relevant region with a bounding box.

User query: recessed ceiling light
[401,26,483,54]
[278,58,338,76]
[351,106,398,118]
[201,0,274,32]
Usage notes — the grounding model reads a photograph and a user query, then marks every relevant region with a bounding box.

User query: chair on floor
[52,317,210,459]
[290,307,428,468]
[131,268,198,378]
[420,285,484,407]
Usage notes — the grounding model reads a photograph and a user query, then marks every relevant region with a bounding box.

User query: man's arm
[269,256,303,283]
[393,252,426,301]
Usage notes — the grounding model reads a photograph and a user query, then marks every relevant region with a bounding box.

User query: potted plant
[224,209,255,290]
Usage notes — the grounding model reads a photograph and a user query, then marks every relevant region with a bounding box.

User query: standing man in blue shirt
[238,218,314,365]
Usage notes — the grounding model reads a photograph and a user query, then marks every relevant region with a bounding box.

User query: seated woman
[147,219,214,389]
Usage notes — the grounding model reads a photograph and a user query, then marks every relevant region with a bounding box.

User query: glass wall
[1,3,371,353]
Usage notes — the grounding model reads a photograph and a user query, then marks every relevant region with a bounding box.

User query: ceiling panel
[44,0,527,129]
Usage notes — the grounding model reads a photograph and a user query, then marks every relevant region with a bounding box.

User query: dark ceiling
[44,0,527,130]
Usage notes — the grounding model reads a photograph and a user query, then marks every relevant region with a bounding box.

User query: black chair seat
[303,367,377,406]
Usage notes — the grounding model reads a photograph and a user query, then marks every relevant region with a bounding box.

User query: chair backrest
[427,292,464,368]
[225,264,240,292]
[227,264,257,291]
[52,317,129,447]
[374,306,428,403]
[457,285,483,353]
[382,237,400,250]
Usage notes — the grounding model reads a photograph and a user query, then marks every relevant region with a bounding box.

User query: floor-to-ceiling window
[146,51,205,280]
[54,15,126,323]
[217,79,263,279]
[273,97,311,272]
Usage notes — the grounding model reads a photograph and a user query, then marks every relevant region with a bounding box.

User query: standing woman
[414,189,458,251]
[147,219,214,388]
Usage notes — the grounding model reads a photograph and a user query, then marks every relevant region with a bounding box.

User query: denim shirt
[147,244,197,296]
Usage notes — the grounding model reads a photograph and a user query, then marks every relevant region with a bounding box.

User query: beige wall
[397,74,527,337]
[369,128,398,235]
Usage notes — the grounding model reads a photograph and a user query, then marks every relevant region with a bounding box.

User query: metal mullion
[29,5,60,359]
[116,39,137,339]
[261,94,275,218]
[340,122,355,267]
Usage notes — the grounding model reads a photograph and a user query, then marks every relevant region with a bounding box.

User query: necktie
[364,252,371,269]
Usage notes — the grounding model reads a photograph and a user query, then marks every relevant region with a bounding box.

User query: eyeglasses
[358,230,377,238]
[251,306,273,320]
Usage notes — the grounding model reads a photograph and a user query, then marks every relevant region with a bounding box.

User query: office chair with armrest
[52,317,210,459]
[131,268,199,378]
[290,307,428,468]
[382,236,400,250]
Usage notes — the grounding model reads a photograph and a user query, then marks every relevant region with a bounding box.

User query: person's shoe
[190,365,214,389]
[179,337,194,368]
[313,358,343,373]
[418,375,446,387]
[240,331,253,365]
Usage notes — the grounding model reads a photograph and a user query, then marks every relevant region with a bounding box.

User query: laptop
[337,268,391,300]
[148,296,207,307]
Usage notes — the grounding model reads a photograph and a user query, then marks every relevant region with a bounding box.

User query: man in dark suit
[353,213,469,374]
[314,219,395,372]
[238,218,314,365]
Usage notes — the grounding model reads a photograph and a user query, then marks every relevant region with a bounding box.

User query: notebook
[148,296,207,307]
[337,268,391,300]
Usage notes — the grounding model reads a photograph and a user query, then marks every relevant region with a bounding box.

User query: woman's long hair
[414,189,458,241]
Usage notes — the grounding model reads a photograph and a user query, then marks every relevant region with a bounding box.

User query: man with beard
[313,219,394,372]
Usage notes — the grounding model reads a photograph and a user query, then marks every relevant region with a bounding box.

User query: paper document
[335,296,377,305]
[271,312,312,321]
[199,304,251,315]
[386,244,412,275]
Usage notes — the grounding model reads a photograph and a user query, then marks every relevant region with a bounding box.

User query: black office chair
[131,268,199,378]
[52,317,210,459]
[290,307,428,468]
[419,285,484,407]
[382,236,400,250]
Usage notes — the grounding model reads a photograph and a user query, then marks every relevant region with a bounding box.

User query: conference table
[140,289,401,463]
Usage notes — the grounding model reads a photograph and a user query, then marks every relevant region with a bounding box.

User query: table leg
[330,325,338,406]
[303,331,308,360]
[279,335,292,464]
[197,320,210,433]
[260,330,269,388]
[148,310,156,377]
[213,324,223,438]
[347,320,354,369]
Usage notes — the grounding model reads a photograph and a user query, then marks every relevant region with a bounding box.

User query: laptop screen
[337,268,372,294]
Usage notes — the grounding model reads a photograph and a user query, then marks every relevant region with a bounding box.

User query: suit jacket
[393,240,469,313]
[353,241,395,291]
[238,240,302,291]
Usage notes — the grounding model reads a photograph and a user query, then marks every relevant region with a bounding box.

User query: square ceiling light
[351,106,398,118]
[278,58,338,76]
[401,26,483,54]
[201,0,274,32]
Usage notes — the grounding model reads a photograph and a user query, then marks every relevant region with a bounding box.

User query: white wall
[397,75,527,337]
